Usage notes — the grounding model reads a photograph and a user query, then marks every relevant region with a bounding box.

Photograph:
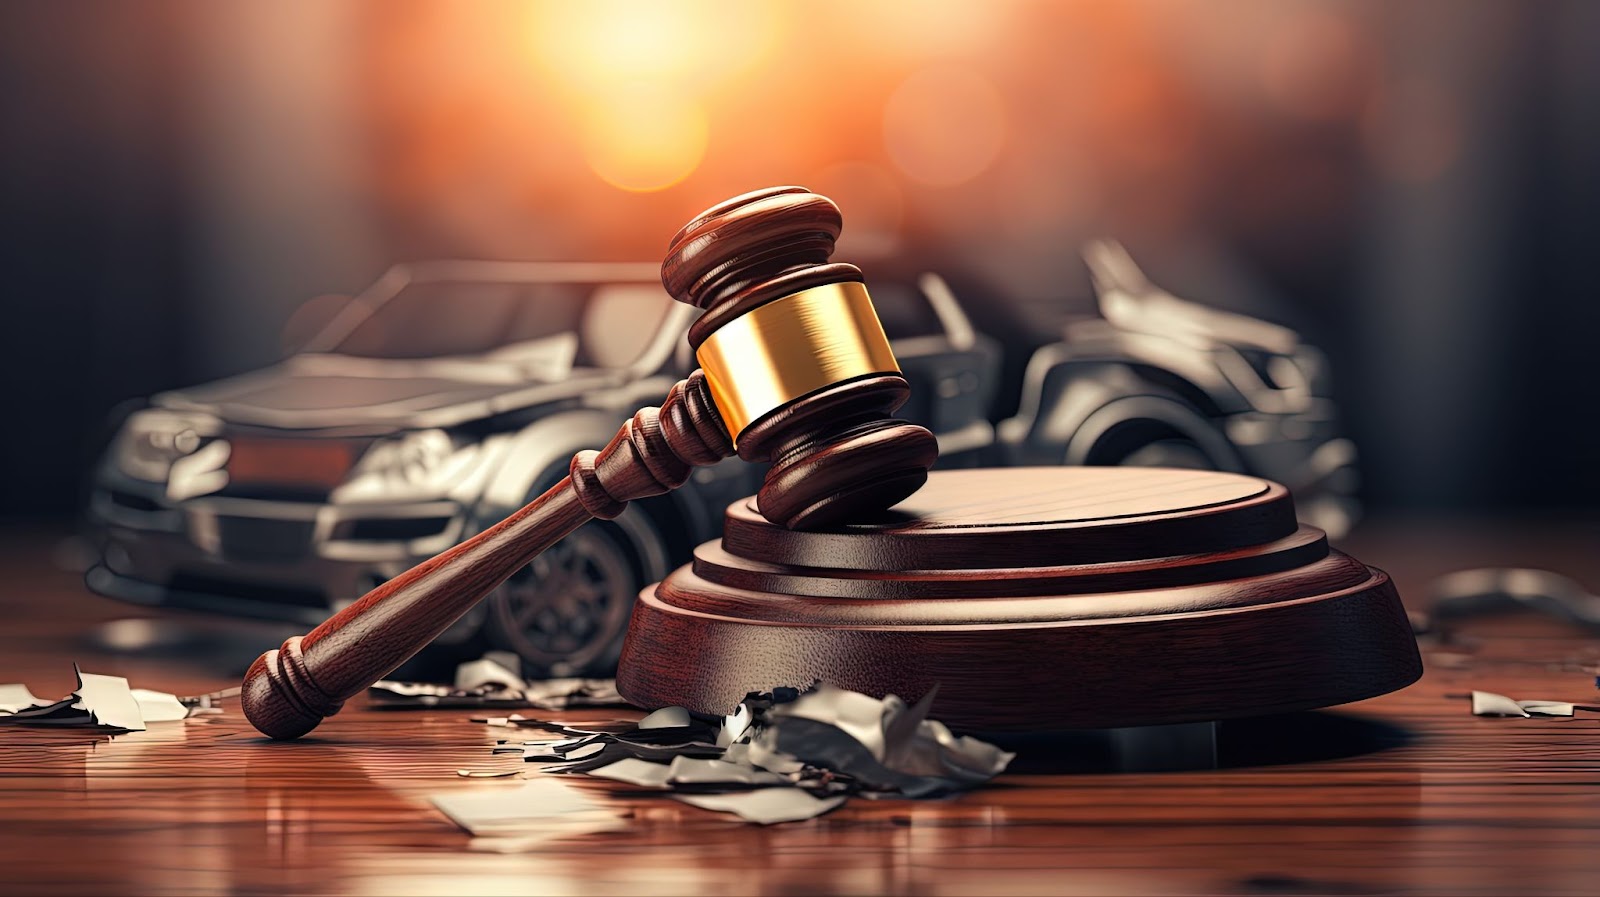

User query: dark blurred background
[2,0,1596,521]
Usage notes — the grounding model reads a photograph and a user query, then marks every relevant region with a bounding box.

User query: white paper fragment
[769,685,893,760]
[1517,700,1576,717]
[557,741,607,761]
[520,678,624,709]
[676,787,847,824]
[72,669,145,731]
[666,756,787,786]
[130,689,190,723]
[718,702,754,746]
[429,780,615,835]
[637,706,691,730]
[588,758,673,788]
[0,684,45,714]
[455,655,526,692]
[482,715,529,728]
[745,735,806,775]
[1469,690,1577,718]
[893,718,1016,783]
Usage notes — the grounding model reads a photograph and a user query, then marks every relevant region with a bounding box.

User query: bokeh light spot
[581,86,709,193]
[883,66,1007,187]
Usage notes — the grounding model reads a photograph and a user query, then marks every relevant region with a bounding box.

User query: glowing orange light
[534,1,710,91]
[883,66,1008,187]
[581,85,709,193]
[527,1,779,193]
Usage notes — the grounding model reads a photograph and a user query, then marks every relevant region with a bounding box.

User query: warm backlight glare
[531,0,776,94]
[582,85,709,192]
[884,66,1008,187]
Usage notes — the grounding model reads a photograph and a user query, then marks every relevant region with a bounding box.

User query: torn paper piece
[666,756,788,787]
[1517,700,1575,717]
[372,675,626,711]
[637,706,691,729]
[1470,691,1578,717]
[675,788,847,825]
[890,718,1016,785]
[429,780,617,836]
[768,685,895,760]
[71,668,145,731]
[0,697,84,725]
[0,684,45,714]
[454,654,526,692]
[1470,691,1529,717]
[718,702,754,747]
[588,758,673,788]
[130,689,190,723]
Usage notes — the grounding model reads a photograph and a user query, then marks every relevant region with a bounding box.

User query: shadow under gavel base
[616,467,1422,730]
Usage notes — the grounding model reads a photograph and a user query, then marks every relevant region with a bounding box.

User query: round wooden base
[617,468,1421,730]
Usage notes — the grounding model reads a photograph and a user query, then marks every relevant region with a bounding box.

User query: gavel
[241,187,940,739]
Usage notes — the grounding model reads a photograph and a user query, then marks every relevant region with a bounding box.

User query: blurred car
[86,246,1358,678]
[997,241,1360,538]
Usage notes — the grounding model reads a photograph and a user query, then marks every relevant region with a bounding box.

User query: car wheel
[1065,393,1246,474]
[483,512,666,678]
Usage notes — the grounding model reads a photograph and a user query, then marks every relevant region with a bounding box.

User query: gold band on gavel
[695,281,901,443]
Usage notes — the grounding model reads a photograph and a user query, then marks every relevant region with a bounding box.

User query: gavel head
[661,186,939,530]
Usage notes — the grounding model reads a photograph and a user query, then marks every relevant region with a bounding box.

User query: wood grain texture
[2,522,1599,896]
[618,468,1422,729]
[241,373,734,739]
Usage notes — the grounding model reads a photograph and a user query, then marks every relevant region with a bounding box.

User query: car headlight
[334,429,482,501]
[111,410,217,482]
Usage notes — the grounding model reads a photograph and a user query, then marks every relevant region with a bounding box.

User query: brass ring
[695,282,901,443]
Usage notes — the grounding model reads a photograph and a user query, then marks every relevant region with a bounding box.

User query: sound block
[616,467,1421,730]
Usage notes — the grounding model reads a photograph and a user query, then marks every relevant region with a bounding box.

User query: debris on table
[1469,690,1577,718]
[0,664,212,731]
[429,779,625,842]
[371,652,626,711]
[475,683,1014,824]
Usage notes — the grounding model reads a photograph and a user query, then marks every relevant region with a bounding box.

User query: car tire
[481,508,668,679]
[1063,391,1247,474]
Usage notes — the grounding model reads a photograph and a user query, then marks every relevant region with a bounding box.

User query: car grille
[215,515,316,562]
[332,516,454,542]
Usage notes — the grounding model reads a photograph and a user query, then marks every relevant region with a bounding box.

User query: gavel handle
[240,373,732,739]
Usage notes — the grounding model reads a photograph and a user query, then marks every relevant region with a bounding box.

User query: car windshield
[325,280,674,368]
[871,282,947,340]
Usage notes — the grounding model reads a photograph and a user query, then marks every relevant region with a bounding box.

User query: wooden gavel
[241,187,940,739]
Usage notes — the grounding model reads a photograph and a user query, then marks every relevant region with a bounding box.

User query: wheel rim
[487,526,636,676]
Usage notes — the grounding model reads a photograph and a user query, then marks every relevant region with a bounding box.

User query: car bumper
[86,477,472,628]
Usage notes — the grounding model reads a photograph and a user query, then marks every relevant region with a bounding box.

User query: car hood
[155,354,620,432]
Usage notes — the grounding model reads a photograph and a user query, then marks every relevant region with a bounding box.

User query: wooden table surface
[2,518,1598,897]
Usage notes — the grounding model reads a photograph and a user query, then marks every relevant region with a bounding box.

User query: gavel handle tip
[240,641,344,740]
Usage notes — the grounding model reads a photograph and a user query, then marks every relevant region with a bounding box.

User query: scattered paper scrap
[0,665,219,731]
[676,788,848,825]
[371,653,626,711]
[588,757,673,788]
[478,682,1013,824]
[73,669,145,731]
[637,706,691,729]
[0,684,45,713]
[1470,690,1577,718]
[131,688,189,723]
[429,779,623,837]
